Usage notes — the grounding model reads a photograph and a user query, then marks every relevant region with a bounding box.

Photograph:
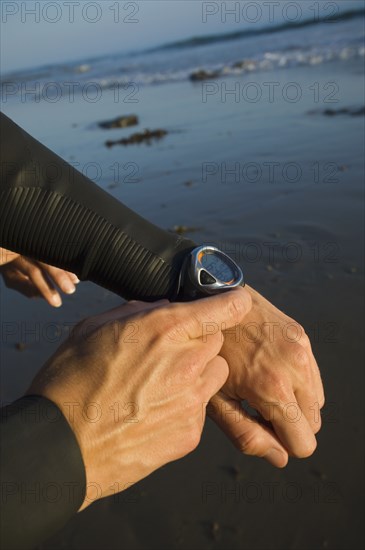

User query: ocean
[2,7,364,98]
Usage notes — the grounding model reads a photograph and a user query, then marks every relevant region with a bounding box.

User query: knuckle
[58,275,69,285]
[236,430,264,457]
[29,265,40,277]
[287,342,311,371]
[296,323,306,338]
[227,295,246,320]
[165,320,186,343]
[295,348,311,373]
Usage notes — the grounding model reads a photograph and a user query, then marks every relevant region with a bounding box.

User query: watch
[176,245,244,301]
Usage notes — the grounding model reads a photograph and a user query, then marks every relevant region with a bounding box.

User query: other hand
[0,251,79,307]
[209,285,324,468]
[27,287,252,509]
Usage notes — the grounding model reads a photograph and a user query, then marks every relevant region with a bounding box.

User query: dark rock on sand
[308,106,365,117]
[190,69,221,81]
[99,114,139,129]
[324,107,365,117]
[105,129,167,147]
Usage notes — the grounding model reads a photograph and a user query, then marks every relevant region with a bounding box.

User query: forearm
[0,113,195,300]
[0,396,86,550]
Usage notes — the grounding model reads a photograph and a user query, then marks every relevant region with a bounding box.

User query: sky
[1,0,364,74]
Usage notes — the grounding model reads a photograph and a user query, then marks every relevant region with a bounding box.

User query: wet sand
[1,58,364,549]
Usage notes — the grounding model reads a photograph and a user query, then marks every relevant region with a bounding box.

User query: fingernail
[265,448,287,468]
[51,294,62,307]
[63,281,76,294]
[71,275,80,284]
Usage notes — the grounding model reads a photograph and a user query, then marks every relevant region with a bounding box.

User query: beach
[1,11,364,549]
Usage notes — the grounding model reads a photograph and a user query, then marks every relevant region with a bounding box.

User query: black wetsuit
[0,112,196,549]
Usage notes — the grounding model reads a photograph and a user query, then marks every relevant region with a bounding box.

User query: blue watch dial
[200,252,236,283]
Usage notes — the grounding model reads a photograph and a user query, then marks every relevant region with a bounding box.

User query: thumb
[176,286,252,341]
[208,392,289,468]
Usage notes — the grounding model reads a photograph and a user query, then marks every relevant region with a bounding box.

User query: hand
[27,287,252,509]
[209,286,324,468]
[0,254,79,307]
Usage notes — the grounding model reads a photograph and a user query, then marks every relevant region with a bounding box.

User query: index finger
[175,287,252,340]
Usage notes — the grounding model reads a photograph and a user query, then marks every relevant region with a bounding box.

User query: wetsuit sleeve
[0,396,86,550]
[0,112,196,301]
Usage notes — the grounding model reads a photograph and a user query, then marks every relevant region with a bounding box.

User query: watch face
[200,251,236,283]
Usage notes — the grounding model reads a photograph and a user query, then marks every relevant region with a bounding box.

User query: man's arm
[0,396,86,550]
[0,112,195,301]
